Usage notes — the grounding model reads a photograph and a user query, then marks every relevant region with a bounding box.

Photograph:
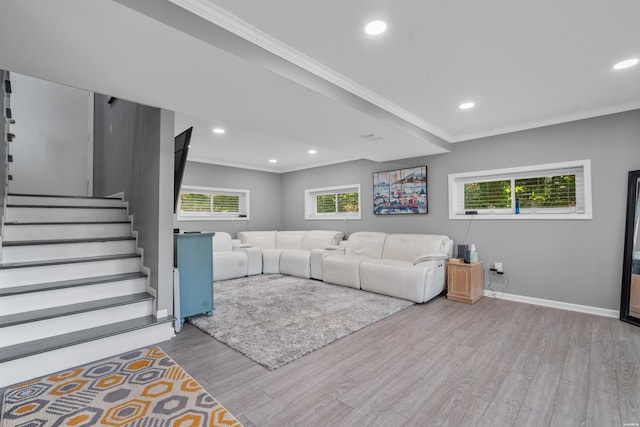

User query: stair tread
[3,236,136,247]
[0,272,147,297]
[7,204,125,210]
[0,253,140,269]
[8,193,121,200]
[5,221,131,225]
[0,316,173,363]
[0,293,153,327]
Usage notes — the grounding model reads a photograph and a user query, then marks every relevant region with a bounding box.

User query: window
[448,160,592,220]
[305,184,361,220]
[177,186,249,221]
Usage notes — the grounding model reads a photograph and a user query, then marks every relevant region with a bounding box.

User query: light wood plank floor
[160,296,640,427]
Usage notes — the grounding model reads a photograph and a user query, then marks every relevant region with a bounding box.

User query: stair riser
[0,301,153,346]
[0,278,148,315]
[2,240,137,263]
[0,323,174,388]
[0,258,142,287]
[8,195,123,207]
[4,223,131,241]
[6,207,128,222]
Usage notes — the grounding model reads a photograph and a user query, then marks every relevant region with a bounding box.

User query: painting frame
[373,166,428,215]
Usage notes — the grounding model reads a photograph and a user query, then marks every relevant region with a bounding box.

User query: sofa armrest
[236,246,263,275]
[325,241,347,251]
[310,247,344,280]
[413,253,450,265]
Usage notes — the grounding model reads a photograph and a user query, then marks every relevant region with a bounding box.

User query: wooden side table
[447,259,484,304]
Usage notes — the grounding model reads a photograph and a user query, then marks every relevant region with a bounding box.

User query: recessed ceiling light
[613,58,639,70]
[212,127,225,134]
[308,149,317,154]
[365,20,387,36]
[459,102,475,110]
[269,159,278,164]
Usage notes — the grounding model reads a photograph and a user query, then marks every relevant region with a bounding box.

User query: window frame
[305,184,362,220]
[448,160,592,220]
[177,185,250,221]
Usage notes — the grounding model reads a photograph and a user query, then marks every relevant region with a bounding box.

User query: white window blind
[305,184,361,220]
[178,186,249,221]
[449,160,592,220]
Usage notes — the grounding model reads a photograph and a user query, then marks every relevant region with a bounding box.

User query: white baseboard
[483,290,619,318]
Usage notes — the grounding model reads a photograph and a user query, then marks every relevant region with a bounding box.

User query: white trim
[167,0,452,142]
[107,191,125,200]
[449,159,590,181]
[451,101,640,143]
[448,159,592,220]
[187,156,361,174]
[483,290,619,318]
[305,183,361,220]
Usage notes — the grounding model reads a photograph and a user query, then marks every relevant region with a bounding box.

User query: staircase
[0,193,175,387]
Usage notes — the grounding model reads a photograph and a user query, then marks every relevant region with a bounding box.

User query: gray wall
[93,95,175,315]
[281,110,640,310]
[10,73,91,196]
[174,161,282,236]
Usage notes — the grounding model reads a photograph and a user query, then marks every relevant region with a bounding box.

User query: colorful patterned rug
[0,347,241,427]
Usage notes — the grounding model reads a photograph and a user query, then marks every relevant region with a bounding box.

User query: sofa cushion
[345,232,388,258]
[237,231,277,249]
[280,250,311,278]
[381,234,451,262]
[300,230,344,251]
[275,231,306,249]
[360,259,426,302]
[322,255,370,289]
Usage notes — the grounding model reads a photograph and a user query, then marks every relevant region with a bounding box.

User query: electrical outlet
[494,262,504,273]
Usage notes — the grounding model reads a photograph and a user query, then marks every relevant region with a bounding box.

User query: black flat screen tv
[174,127,193,213]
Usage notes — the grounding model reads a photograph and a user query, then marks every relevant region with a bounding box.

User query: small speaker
[457,244,468,259]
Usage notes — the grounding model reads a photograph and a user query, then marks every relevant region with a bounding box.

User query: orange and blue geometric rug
[0,347,242,427]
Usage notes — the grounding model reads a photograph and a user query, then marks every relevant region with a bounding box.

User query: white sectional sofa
[236,230,344,278]
[322,232,453,303]
[212,232,261,281]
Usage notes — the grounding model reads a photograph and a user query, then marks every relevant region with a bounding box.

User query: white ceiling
[1,0,639,173]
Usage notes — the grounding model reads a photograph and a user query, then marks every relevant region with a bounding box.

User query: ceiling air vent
[360,133,384,141]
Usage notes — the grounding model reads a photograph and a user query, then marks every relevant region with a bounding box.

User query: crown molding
[187,155,360,174]
[452,101,640,143]
[168,0,453,142]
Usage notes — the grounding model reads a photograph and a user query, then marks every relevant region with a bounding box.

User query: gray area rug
[188,274,414,370]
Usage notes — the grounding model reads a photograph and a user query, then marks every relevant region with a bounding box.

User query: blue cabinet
[174,232,214,327]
